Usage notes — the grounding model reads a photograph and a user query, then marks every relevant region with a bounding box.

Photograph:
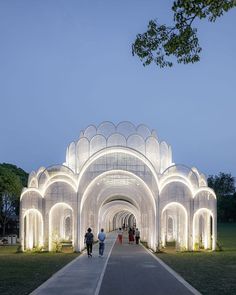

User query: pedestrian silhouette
[98,228,106,257]
[117,227,123,244]
[84,227,94,257]
[135,228,140,244]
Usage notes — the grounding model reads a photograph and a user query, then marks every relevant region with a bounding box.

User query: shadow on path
[99,234,200,295]
[30,232,200,295]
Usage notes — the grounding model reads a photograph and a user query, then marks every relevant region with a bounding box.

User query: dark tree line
[0,163,28,236]
[208,172,236,222]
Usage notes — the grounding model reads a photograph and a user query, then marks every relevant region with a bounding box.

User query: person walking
[98,228,106,257]
[117,227,123,244]
[128,227,134,244]
[84,228,94,257]
[135,228,140,244]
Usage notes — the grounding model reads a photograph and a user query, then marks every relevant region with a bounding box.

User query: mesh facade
[20,121,217,251]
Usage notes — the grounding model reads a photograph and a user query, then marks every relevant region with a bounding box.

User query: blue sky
[0,0,236,177]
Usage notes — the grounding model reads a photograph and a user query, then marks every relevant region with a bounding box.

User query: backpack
[85,232,94,244]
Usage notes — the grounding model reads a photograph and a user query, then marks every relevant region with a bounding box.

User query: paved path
[99,235,199,295]
[30,232,117,295]
[31,232,201,295]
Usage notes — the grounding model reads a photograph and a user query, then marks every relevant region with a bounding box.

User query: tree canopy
[0,163,28,235]
[132,0,236,68]
[208,172,235,196]
[208,172,236,222]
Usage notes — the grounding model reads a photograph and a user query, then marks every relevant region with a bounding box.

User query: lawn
[156,223,236,295]
[0,246,79,295]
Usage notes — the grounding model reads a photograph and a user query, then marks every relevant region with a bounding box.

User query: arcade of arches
[20,122,217,251]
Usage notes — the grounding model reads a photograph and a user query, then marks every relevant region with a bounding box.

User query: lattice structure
[20,121,217,251]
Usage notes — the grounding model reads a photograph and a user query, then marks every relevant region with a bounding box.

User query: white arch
[23,209,43,250]
[114,211,135,229]
[136,123,152,139]
[28,175,38,188]
[99,193,141,213]
[99,200,140,230]
[107,132,127,147]
[77,146,159,191]
[23,208,42,218]
[161,202,188,249]
[100,201,140,235]
[80,169,156,216]
[83,124,97,140]
[160,176,194,196]
[79,170,156,250]
[49,202,74,251]
[193,188,216,199]
[193,208,215,250]
[116,121,136,138]
[43,178,77,195]
[20,188,43,200]
[97,121,116,138]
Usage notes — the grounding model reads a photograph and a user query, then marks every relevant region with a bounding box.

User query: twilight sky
[0,0,236,178]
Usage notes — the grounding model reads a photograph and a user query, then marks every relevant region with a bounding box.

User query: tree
[0,164,28,236]
[132,0,236,68]
[0,163,28,187]
[208,172,235,196]
[208,172,236,222]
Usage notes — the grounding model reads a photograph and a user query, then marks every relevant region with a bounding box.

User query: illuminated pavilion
[20,121,217,251]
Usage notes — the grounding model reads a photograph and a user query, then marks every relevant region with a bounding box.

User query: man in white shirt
[98,228,106,257]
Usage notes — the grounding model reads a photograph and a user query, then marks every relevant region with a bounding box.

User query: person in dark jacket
[85,228,94,257]
[128,227,134,244]
[135,228,140,244]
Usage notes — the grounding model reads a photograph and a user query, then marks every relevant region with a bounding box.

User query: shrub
[51,232,62,252]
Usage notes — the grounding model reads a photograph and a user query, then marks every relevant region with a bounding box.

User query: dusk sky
[0,0,236,178]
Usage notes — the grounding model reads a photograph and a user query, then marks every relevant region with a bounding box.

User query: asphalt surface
[30,232,117,295]
[99,236,197,295]
[30,232,200,295]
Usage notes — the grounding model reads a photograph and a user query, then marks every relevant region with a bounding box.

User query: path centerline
[30,231,201,295]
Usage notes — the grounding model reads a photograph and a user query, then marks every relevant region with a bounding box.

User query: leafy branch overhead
[132,0,236,68]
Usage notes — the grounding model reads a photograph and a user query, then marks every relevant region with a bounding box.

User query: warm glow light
[160,177,194,196]
[20,122,216,252]
[77,147,160,190]
[42,178,77,195]
[23,209,43,250]
[80,169,156,216]
[20,188,43,200]
[194,188,216,199]
[49,202,74,251]
[161,202,188,249]
[99,200,140,228]
[193,208,214,250]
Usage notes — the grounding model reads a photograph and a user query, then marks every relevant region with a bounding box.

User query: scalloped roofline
[79,121,161,141]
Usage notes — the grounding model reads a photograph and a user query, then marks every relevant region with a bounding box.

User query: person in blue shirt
[98,228,106,257]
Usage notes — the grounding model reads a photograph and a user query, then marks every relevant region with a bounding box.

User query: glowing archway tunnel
[20,121,217,251]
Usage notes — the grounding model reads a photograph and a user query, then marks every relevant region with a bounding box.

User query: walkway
[31,232,201,295]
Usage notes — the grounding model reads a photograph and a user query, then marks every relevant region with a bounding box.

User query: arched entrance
[20,122,218,252]
[193,208,214,250]
[49,203,74,251]
[23,209,43,250]
[79,167,157,251]
[98,199,140,232]
[161,202,188,250]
